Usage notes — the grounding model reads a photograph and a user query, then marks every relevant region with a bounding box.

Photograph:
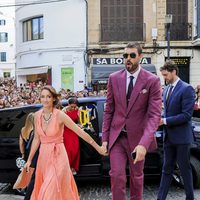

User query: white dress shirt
[126,66,141,94]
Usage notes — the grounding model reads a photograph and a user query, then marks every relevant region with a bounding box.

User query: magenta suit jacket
[102,68,162,152]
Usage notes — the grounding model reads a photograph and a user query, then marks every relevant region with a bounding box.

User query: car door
[76,100,103,178]
[0,106,40,183]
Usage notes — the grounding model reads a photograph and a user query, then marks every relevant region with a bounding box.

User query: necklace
[43,112,52,124]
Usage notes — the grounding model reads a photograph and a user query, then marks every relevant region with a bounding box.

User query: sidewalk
[0,195,23,200]
[0,183,24,200]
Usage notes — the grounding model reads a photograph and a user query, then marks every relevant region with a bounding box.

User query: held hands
[89,140,108,156]
[132,145,147,164]
[102,141,108,155]
[97,141,108,156]
[97,145,108,156]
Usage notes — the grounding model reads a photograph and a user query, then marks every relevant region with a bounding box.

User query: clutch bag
[13,167,34,189]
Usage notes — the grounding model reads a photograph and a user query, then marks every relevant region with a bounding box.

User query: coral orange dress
[63,109,80,172]
[31,108,79,200]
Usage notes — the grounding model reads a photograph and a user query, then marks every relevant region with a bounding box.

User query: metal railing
[167,23,192,41]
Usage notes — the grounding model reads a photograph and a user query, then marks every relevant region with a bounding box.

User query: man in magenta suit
[102,42,162,200]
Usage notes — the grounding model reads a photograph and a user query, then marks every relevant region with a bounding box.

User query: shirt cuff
[163,118,167,125]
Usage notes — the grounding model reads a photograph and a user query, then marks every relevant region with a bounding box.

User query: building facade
[0,1,15,78]
[193,0,200,45]
[87,0,200,90]
[15,0,87,92]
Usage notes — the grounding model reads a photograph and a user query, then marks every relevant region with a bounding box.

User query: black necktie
[127,76,134,105]
[166,85,174,105]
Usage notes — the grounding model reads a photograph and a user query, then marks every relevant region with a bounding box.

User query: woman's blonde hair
[21,112,34,141]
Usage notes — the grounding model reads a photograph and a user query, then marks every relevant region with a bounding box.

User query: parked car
[0,97,200,189]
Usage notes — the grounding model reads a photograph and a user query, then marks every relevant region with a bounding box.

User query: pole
[167,23,170,60]
[83,0,88,86]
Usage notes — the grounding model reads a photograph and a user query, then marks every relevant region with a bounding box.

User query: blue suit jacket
[163,80,195,144]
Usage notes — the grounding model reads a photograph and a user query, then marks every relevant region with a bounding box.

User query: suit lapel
[167,80,181,106]
[165,80,181,109]
[127,69,146,114]
[117,70,127,109]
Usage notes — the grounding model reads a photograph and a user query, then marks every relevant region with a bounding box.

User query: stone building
[86,0,200,91]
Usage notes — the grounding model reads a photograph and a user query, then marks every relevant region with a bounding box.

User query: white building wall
[16,0,86,92]
[0,0,16,78]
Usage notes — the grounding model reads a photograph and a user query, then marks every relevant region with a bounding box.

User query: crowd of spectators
[1,77,200,110]
[0,78,107,109]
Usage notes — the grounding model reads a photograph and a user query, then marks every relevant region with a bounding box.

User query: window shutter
[101,0,143,41]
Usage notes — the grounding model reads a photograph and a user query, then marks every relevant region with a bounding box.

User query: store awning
[16,66,49,76]
[92,65,123,81]
[92,64,156,83]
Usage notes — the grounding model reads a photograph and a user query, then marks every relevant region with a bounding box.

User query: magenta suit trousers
[109,134,145,200]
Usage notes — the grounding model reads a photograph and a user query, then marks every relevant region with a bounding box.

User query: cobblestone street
[1,180,200,200]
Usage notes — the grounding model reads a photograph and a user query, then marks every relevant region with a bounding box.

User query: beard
[125,60,139,73]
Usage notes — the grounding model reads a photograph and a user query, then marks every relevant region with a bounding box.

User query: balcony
[167,23,192,41]
[101,23,145,42]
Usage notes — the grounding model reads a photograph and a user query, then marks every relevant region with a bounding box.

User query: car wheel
[172,156,200,189]
[190,156,200,188]
[172,163,184,188]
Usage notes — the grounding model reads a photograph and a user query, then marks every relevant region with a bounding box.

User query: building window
[0,32,8,42]
[0,20,6,25]
[101,0,144,42]
[3,72,10,78]
[167,0,191,40]
[0,52,6,62]
[193,0,197,37]
[23,16,44,42]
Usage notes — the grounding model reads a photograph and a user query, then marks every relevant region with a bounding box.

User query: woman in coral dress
[62,97,80,174]
[25,85,107,200]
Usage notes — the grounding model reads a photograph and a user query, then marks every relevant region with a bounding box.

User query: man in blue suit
[157,60,195,200]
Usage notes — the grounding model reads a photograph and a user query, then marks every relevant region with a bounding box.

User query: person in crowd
[56,93,63,110]
[102,42,162,200]
[193,85,200,117]
[157,60,195,200]
[25,85,107,200]
[19,112,39,200]
[62,97,80,175]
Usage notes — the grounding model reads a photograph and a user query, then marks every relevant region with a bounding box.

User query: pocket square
[140,89,148,94]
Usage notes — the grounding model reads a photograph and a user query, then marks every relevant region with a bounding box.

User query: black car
[0,97,200,189]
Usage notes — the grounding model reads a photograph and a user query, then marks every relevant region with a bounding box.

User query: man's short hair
[125,42,142,55]
[160,60,179,75]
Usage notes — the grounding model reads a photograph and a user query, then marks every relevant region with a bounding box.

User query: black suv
[0,97,200,188]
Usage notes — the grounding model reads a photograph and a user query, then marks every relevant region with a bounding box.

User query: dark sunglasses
[123,53,137,59]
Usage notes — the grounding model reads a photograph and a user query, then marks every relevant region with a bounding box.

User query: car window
[79,103,99,136]
[0,106,40,138]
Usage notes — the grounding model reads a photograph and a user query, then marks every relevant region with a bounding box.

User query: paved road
[1,180,200,200]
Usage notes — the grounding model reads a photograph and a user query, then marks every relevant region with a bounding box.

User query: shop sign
[169,57,190,65]
[93,57,151,65]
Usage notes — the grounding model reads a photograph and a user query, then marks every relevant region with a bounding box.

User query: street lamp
[165,14,173,60]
